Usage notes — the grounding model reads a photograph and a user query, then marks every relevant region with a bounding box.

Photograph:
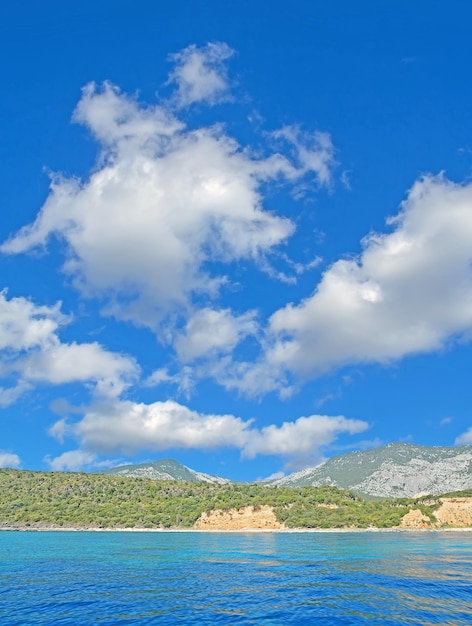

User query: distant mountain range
[102,443,472,498]
[269,443,472,498]
[103,458,231,485]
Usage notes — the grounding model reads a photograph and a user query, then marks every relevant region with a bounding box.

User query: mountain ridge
[103,458,230,485]
[270,443,472,497]
[99,443,472,499]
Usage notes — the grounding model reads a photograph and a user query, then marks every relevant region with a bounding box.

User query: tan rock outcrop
[399,508,431,529]
[399,497,472,529]
[194,497,472,531]
[433,497,472,527]
[194,505,284,530]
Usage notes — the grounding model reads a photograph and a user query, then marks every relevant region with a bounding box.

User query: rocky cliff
[194,498,472,530]
[271,443,472,498]
[194,505,284,530]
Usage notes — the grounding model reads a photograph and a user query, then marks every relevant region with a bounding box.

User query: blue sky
[1,0,472,480]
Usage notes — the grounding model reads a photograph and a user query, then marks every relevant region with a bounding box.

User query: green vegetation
[436,489,472,498]
[0,469,450,529]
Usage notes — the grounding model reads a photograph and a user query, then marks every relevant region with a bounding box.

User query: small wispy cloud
[0,451,21,469]
[455,428,472,446]
[167,42,235,108]
[440,416,453,426]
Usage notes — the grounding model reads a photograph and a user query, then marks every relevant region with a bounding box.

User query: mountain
[100,444,472,497]
[103,458,231,485]
[270,443,472,498]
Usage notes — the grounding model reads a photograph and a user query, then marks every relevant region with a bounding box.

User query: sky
[1,0,472,481]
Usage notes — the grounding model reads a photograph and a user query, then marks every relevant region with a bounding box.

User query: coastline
[1,524,472,533]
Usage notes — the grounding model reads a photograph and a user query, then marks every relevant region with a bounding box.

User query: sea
[1,530,471,625]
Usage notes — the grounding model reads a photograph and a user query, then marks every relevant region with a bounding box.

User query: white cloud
[144,365,196,398]
[1,48,335,342]
[143,368,174,386]
[0,288,66,351]
[455,428,472,446]
[233,174,472,390]
[0,382,32,407]
[273,126,336,187]
[261,471,286,481]
[19,341,138,397]
[73,80,182,146]
[241,415,368,467]
[0,451,21,468]
[174,307,258,362]
[50,398,368,470]
[168,42,234,108]
[54,400,252,454]
[0,290,139,404]
[45,449,98,471]
[2,94,292,330]
[208,356,294,399]
[49,418,68,444]
[440,416,453,426]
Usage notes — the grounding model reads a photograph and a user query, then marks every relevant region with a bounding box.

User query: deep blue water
[1,531,471,625]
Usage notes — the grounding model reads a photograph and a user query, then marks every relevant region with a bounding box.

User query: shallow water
[1,531,471,624]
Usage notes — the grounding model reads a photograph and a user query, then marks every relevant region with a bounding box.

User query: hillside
[271,443,472,498]
[103,458,230,484]
[1,468,471,530]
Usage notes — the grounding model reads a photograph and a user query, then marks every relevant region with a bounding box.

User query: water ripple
[0,531,471,624]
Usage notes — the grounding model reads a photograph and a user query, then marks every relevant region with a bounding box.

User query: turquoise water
[1,531,471,625]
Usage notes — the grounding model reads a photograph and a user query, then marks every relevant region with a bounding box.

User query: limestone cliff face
[272,444,472,498]
[194,498,472,530]
[399,498,472,529]
[194,505,284,530]
[398,508,431,529]
[433,498,472,527]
